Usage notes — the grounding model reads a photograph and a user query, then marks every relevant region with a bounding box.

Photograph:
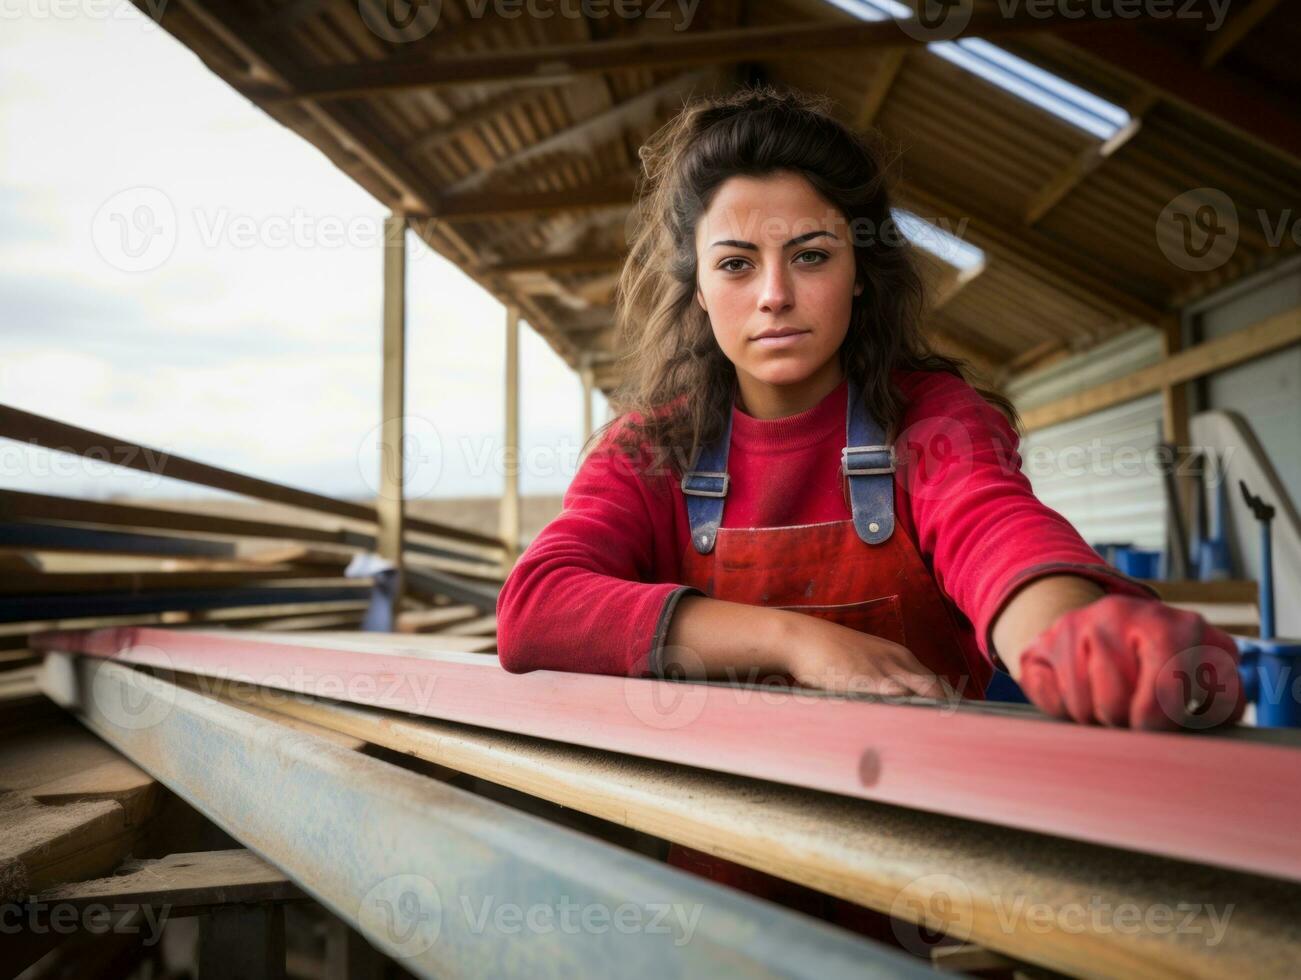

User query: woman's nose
[757,262,794,314]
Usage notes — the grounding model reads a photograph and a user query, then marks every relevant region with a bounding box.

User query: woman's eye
[794,250,828,265]
[719,258,750,273]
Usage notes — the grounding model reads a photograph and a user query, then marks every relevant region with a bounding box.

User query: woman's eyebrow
[709,229,839,249]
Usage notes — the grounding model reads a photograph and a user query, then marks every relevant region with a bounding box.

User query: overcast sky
[0,4,606,503]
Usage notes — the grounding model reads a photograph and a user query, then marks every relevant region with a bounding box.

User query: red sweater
[496,371,1152,681]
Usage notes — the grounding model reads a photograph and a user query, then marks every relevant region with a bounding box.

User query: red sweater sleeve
[495,419,699,678]
[895,371,1156,669]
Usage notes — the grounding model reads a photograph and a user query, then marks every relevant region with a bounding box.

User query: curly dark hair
[597,84,1016,477]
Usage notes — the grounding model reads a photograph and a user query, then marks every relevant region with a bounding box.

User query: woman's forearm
[662,595,795,680]
[990,574,1105,680]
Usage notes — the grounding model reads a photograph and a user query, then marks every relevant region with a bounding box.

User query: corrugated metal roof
[135,0,1301,390]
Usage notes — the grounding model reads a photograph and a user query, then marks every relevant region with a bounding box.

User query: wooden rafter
[443,69,720,196]
[264,9,1162,102]
[899,185,1165,324]
[1060,22,1301,168]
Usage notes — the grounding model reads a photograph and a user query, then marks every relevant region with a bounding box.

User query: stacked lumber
[29,634,1301,979]
[0,405,510,657]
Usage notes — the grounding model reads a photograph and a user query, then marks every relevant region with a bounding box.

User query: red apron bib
[665,377,978,945]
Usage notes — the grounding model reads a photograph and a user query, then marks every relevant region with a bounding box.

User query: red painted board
[34,626,1301,883]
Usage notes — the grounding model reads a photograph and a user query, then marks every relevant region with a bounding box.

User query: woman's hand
[663,596,946,698]
[779,612,949,699]
[1015,595,1246,730]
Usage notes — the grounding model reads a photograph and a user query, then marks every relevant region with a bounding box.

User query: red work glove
[1018,595,1246,730]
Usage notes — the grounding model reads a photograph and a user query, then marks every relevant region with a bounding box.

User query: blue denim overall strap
[681,379,895,554]
[842,377,897,545]
[680,409,733,554]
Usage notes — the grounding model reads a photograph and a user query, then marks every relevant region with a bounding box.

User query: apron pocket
[774,595,906,647]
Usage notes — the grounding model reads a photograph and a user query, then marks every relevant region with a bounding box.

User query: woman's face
[694,171,861,394]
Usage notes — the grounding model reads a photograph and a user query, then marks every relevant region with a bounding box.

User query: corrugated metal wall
[1007,328,1167,552]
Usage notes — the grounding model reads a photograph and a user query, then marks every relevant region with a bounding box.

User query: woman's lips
[752,331,810,348]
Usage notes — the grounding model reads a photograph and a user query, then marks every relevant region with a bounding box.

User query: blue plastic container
[1114,548,1163,580]
[1237,638,1301,728]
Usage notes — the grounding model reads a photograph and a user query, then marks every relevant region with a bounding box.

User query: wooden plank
[40,652,934,980]
[405,566,499,613]
[34,626,1301,882]
[245,544,354,568]
[0,584,369,624]
[208,630,497,657]
[0,600,371,640]
[0,793,132,902]
[0,488,347,546]
[396,604,480,633]
[0,568,329,595]
[0,522,235,559]
[198,681,1301,980]
[0,404,504,550]
[39,849,303,910]
[1022,307,1300,431]
[0,715,162,903]
[1143,580,1259,604]
[439,614,497,637]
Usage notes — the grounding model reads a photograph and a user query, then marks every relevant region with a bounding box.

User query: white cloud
[0,2,605,501]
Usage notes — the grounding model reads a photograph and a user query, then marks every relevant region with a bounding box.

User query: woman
[494,85,1243,938]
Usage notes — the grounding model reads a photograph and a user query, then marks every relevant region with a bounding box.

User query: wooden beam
[1022,305,1299,431]
[500,305,521,571]
[378,213,407,615]
[443,70,720,196]
[0,404,503,550]
[580,355,596,444]
[900,185,1165,324]
[1060,22,1301,168]
[0,522,235,560]
[1200,0,1282,68]
[1023,108,1148,227]
[36,626,1301,882]
[439,178,636,220]
[270,9,1165,101]
[196,681,1301,980]
[483,250,622,276]
[0,489,347,547]
[38,849,304,912]
[854,50,907,131]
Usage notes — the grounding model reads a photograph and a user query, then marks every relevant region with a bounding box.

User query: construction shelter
[3,1,1301,977]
